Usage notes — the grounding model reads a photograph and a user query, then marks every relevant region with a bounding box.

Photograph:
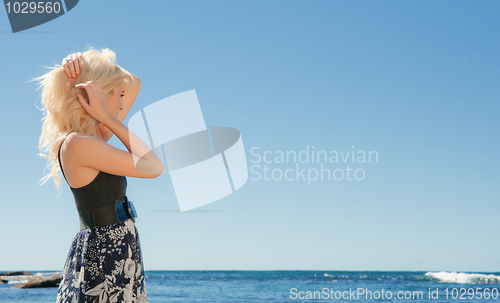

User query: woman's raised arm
[72,81,164,178]
[99,75,141,142]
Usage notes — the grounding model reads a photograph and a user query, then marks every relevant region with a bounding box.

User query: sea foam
[425,271,500,284]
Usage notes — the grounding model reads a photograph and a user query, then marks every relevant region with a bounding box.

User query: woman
[37,48,164,302]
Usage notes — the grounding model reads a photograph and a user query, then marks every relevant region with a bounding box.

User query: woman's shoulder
[61,132,104,173]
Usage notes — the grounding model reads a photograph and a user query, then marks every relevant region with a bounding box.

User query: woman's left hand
[62,52,83,79]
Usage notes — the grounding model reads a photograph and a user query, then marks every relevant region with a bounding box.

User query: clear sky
[0,0,499,272]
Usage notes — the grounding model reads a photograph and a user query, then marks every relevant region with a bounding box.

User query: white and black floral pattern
[56,219,147,302]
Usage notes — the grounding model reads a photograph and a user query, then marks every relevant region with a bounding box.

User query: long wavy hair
[37,48,133,190]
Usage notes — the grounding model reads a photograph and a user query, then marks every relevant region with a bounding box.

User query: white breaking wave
[425,271,500,284]
[7,279,29,284]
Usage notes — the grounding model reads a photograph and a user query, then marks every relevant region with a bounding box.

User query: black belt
[78,196,137,230]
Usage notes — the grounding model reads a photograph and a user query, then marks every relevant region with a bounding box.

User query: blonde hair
[37,48,133,190]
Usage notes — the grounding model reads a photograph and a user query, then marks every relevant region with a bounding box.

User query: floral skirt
[56,219,148,303]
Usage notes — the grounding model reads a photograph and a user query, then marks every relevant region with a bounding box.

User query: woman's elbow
[146,160,165,178]
[132,75,141,90]
[151,162,165,178]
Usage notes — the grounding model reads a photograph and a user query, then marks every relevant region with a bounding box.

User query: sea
[1,271,500,302]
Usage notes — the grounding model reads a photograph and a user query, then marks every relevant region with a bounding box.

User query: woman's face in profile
[106,82,125,117]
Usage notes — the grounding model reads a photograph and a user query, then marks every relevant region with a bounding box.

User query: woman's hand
[62,52,83,79]
[75,81,113,124]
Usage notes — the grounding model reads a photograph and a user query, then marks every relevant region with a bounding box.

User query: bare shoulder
[59,132,102,188]
[63,132,113,164]
[65,131,114,158]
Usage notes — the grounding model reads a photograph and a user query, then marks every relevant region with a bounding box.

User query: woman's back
[58,135,127,207]
[58,135,129,229]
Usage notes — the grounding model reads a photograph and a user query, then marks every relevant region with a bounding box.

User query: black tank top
[57,138,128,229]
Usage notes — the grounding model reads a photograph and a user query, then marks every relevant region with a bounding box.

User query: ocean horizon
[1,270,500,302]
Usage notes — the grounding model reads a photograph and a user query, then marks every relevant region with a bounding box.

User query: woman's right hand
[75,81,113,124]
[62,52,83,79]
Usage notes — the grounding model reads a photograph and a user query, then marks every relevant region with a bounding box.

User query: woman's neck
[88,122,103,139]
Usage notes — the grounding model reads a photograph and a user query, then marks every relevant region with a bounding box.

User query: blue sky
[0,0,499,272]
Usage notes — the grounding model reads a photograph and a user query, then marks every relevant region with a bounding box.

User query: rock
[11,275,62,289]
[0,271,33,276]
[0,278,7,283]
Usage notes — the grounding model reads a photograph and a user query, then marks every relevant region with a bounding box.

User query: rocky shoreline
[0,271,61,289]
